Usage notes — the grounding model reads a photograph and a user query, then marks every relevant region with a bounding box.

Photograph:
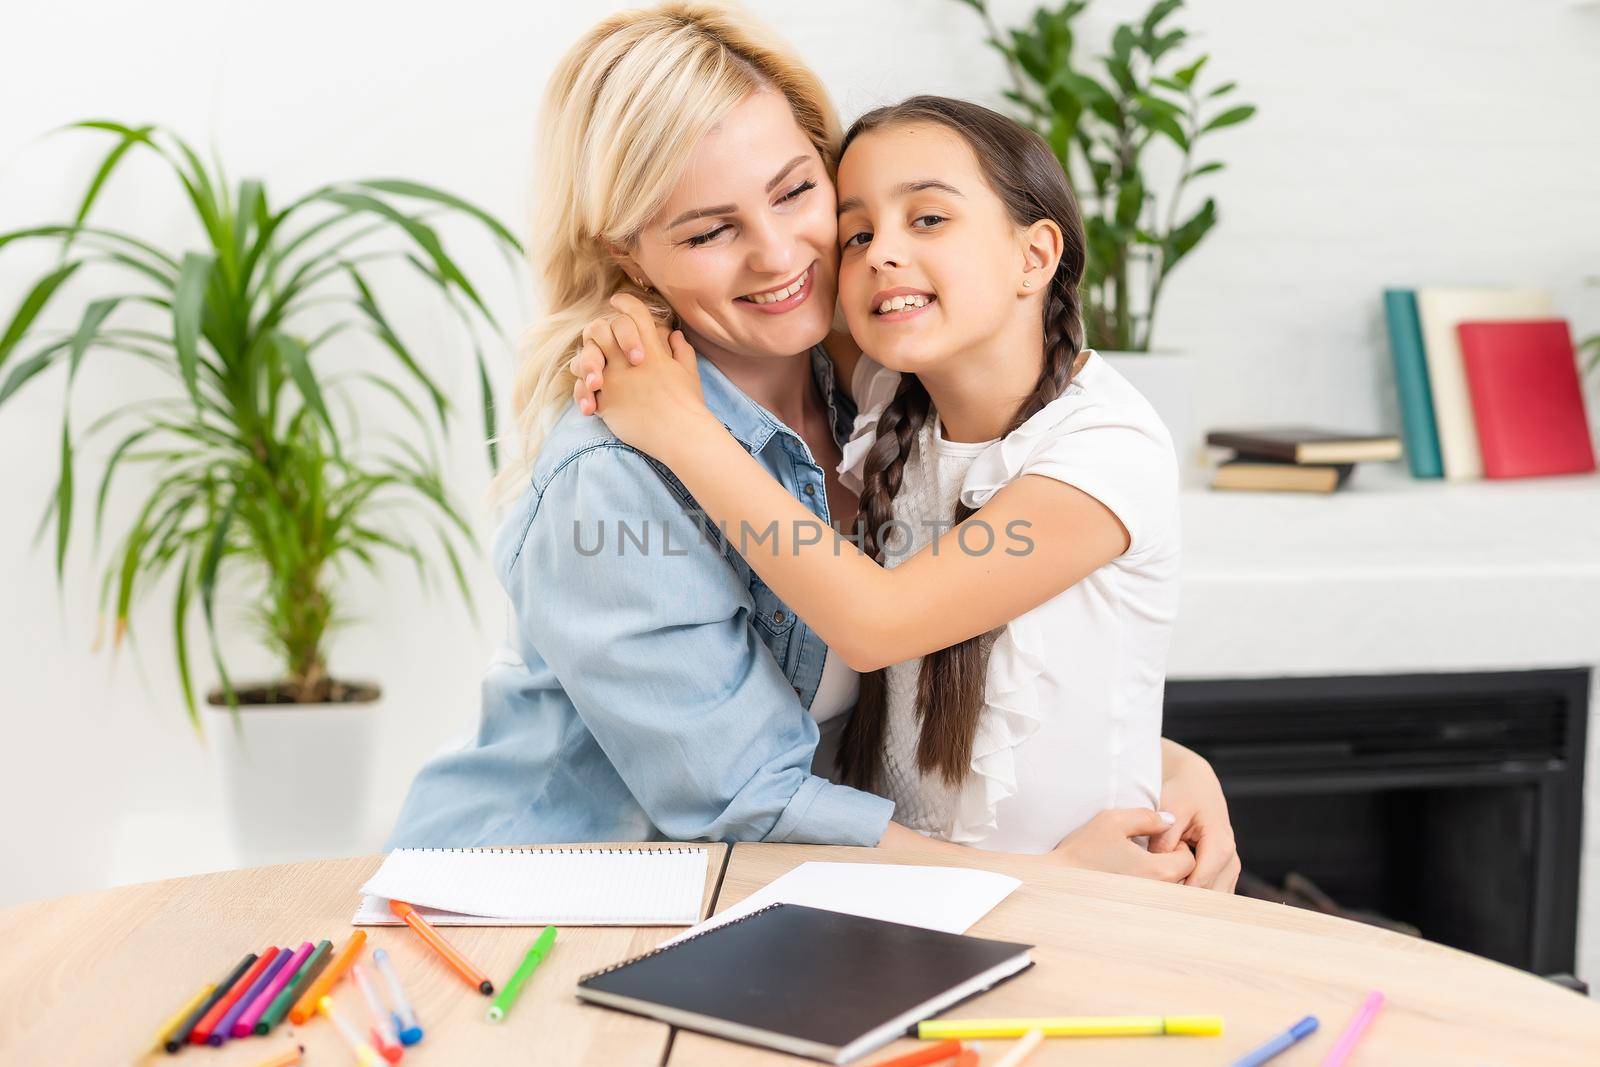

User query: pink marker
[234,941,314,1037]
[1321,989,1385,1066]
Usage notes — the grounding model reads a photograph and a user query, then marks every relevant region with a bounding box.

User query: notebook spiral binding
[578,903,785,985]
[393,846,704,856]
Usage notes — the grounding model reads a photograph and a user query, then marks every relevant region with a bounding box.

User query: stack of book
[1206,428,1402,494]
[1384,288,1596,481]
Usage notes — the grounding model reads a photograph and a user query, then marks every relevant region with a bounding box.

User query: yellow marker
[918,1015,1223,1040]
[150,982,215,1051]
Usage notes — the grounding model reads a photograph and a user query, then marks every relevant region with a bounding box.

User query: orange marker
[245,1044,305,1067]
[289,930,367,1025]
[389,900,494,995]
[868,1039,965,1066]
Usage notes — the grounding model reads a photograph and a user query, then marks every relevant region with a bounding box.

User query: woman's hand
[1046,808,1196,883]
[1152,740,1241,892]
[580,293,714,462]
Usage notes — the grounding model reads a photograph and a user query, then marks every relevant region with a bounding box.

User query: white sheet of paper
[664,861,1021,946]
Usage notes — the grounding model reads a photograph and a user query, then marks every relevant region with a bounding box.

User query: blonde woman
[388,2,1238,889]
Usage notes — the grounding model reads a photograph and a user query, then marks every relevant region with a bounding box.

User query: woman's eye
[685,224,731,248]
[777,179,816,204]
[912,214,947,229]
[842,231,871,249]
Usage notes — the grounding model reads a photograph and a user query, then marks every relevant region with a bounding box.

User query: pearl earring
[1022,279,1033,288]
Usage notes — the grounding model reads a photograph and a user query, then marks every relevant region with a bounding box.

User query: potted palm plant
[0,121,520,864]
[955,0,1256,468]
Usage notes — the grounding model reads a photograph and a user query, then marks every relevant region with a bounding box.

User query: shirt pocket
[748,578,797,662]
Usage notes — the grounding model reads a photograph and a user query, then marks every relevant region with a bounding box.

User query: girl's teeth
[877,294,931,314]
[748,273,807,304]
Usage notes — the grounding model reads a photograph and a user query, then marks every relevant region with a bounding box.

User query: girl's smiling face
[835,123,1032,374]
[619,90,840,362]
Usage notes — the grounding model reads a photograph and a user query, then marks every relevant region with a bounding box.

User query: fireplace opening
[1164,669,1588,975]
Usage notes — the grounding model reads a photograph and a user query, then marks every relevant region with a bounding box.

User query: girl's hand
[1152,741,1241,892]
[589,293,714,461]
[568,302,657,416]
[1046,808,1196,883]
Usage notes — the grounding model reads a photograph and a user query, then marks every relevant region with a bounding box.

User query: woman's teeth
[747,272,807,304]
[877,294,933,314]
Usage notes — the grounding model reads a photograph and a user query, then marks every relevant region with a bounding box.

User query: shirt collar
[695,345,838,455]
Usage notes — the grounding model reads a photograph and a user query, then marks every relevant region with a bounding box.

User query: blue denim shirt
[387,347,894,848]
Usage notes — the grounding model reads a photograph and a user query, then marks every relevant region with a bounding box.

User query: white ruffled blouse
[838,352,1181,853]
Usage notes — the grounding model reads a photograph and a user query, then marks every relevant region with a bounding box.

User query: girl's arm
[594,296,1129,673]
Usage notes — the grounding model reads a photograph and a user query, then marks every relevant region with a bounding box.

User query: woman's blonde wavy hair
[494,1,841,498]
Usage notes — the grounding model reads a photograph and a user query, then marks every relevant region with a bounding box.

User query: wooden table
[3,842,1598,1067]
[666,843,1600,1067]
[0,845,724,1067]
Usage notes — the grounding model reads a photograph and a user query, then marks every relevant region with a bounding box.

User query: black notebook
[575,903,1033,1063]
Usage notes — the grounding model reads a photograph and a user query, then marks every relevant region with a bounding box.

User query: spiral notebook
[577,903,1033,1063]
[352,846,708,926]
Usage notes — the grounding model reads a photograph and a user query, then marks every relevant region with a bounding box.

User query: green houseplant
[955,0,1255,352]
[0,121,520,859]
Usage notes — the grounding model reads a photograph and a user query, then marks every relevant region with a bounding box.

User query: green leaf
[1115,174,1145,229]
[1147,29,1187,60]
[272,330,337,445]
[55,421,74,581]
[1164,196,1218,268]
[67,298,120,384]
[0,340,69,409]
[1175,54,1209,87]
[61,124,156,251]
[1142,0,1183,37]
[0,261,83,372]
[198,491,239,711]
[1189,161,1225,179]
[172,554,200,730]
[1203,104,1257,133]
[173,252,214,404]
[1208,80,1237,98]
[355,179,523,253]
[1151,75,1188,94]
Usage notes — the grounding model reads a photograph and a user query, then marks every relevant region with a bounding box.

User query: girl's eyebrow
[666,155,812,229]
[837,179,964,216]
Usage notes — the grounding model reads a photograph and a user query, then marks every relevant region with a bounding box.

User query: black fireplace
[1164,668,1589,975]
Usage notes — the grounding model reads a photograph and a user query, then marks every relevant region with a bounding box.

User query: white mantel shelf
[1171,466,1600,681]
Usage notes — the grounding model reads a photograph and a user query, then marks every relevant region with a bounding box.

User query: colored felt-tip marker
[169,952,256,1051]
[256,939,332,1035]
[289,929,367,1024]
[390,899,494,995]
[236,941,314,1037]
[1322,990,1384,1066]
[373,948,424,1046]
[321,995,385,1067]
[487,925,557,1023]
[353,963,404,1063]
[918,1015,1223,1040]
[212,947,289,1044]
[992,1029,1045,1067]
[151,982,215,1053]
[245,1045,305,1067]
[190,949,270,1044]
[867,1038,965,1066]
[1231,1015,1319,1067]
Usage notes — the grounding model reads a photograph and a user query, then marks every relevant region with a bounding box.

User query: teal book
[1382,289,1444,479]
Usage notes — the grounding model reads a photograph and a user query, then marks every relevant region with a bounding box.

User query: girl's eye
[777,179,816,204]
[912,214,947,229]
[842,230,871,249]
[685,224,731,248]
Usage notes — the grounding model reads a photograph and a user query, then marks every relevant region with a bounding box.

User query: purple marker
[235,941,314,1037]
[209,947,286,1045]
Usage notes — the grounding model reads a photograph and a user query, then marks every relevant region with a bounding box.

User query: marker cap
[1165,1015,1225,1036]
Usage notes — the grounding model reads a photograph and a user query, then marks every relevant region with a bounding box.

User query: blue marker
[1230,1015,1319,1067]
[373,948,425,1046]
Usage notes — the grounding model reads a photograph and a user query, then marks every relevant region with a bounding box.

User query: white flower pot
[1097,350,1202,482]
[207,686,383,868]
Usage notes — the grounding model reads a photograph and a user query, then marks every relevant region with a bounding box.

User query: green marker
[255,939,332,1035]
[487,925,558,1023]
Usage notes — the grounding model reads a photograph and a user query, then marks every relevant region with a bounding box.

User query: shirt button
[773,609,787,624]
[804,484,816,496]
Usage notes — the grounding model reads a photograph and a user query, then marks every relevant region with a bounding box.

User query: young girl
[581,96,1180,857]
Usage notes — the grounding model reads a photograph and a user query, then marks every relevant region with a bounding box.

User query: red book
[1457,319,1596,479]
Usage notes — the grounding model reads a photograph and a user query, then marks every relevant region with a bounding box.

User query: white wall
[2,0,1598,907]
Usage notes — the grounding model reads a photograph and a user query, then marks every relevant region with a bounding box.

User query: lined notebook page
[353,847,708,927]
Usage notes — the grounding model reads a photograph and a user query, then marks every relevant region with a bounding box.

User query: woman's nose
[745,214,799,277]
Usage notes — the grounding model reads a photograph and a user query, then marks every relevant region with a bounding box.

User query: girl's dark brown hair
[834,95,1088,793]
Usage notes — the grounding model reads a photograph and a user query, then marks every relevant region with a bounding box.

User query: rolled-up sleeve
[508,443,892,845]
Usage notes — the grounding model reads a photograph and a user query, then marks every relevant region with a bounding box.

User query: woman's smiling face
[621,90,840,361]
